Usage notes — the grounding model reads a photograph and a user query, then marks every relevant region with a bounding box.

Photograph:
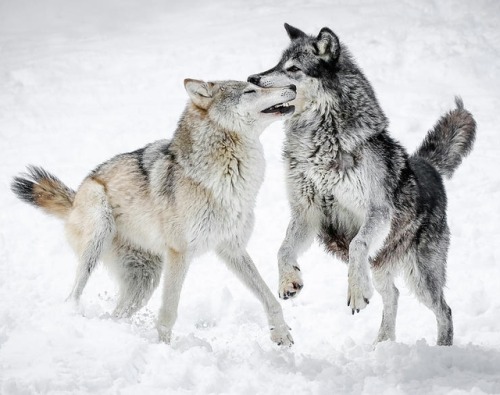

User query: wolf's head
[184,79,296,135]
[248,24,369,115]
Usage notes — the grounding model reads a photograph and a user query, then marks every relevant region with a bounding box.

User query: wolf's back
[413,97,476,179]
[11,166,75,219]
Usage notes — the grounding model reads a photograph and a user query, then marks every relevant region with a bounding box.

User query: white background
[1,0,499,393]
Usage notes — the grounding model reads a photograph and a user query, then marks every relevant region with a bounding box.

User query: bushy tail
[11,166,75,219]
[413,97,476,179]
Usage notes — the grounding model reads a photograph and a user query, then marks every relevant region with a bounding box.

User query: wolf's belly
[113,198,253,257]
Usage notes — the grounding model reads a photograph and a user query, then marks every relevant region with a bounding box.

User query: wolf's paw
[157,325,172,344]
[347,273,373,314]
[278,266,303,300]
[270,325,294,347]
[112,305,132,319]
[374,329,395,345]
[64,293,82,313]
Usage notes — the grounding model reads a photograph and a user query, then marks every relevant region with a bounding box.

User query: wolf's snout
[289,84,296,92]
[247,74,260,85]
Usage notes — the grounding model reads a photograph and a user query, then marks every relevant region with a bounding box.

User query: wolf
[247,24,476,346]
[11,79,297,346]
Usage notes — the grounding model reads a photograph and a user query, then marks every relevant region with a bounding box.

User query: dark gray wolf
[248,24,476,345]
[11,79,296,346]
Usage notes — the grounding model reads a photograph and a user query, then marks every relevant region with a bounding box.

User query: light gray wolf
[11,79,297,346]
[248,24,476,346]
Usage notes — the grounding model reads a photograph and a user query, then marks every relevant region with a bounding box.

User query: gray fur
[414,97,476,179]
[109,240,162,318]
[248,24,476,346]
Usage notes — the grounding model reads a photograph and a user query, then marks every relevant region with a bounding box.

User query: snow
[1,0,500,393]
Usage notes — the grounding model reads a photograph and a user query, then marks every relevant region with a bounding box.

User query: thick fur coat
[12,79,297,346]
[248,24,476,345]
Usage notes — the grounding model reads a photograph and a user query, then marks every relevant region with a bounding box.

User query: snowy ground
[1,0,500,393]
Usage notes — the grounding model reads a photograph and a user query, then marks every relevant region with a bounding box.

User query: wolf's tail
[413,97,476,179]
[11,166,75,219]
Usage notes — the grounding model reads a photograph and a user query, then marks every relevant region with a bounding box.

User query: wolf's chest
[285,134,368,214]
[186,148,264,247]
[305,160,366,210]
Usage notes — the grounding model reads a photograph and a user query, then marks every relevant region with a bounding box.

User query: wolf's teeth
[262,101,293,113]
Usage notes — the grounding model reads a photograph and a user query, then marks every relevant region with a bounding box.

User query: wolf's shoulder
[141,139,174,165]
[364,131,407,164]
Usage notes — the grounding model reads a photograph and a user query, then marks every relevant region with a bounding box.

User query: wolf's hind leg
[432,294,453,346]
[112,243,163,318]
[413,281,453,346]
[372,266,399,344]
[66,180,115,302]
[406,234,453,346]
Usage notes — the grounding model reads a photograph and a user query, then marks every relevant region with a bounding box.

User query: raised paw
[270,325,294,347]
[278,266,303,300]
[347,271,373,314]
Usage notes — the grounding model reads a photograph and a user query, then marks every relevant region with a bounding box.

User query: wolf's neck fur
[172,105,265,201]
[287,63,389,155]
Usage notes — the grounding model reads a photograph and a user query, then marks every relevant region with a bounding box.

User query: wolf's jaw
[261,101,295,115]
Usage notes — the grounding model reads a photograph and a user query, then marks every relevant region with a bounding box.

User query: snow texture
[1,0,500,394]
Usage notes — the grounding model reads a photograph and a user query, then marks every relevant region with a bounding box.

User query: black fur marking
[158,143,178,198]
[133,148,149,182]
[11,176,36,204]
[410,157,446,216]
[160,142,171,157]
[284,23,307,40]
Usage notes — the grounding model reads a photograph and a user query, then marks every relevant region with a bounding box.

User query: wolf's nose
[289,84,296,92]
[247,74,261,85]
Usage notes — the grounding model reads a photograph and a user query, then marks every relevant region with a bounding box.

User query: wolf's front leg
[157,248,190,344]
[348,204,392,314]
[277,208,319,300]
[217,246,293,347]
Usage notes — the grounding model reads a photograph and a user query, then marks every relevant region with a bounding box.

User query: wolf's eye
[286,66,301,73]
[243,90,256,94]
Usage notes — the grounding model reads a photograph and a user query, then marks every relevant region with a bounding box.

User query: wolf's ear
[184,79,218,110]
[284,23,306,40]
[314,27,340,61]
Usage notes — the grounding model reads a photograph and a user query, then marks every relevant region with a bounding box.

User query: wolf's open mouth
[262,101,295,115]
